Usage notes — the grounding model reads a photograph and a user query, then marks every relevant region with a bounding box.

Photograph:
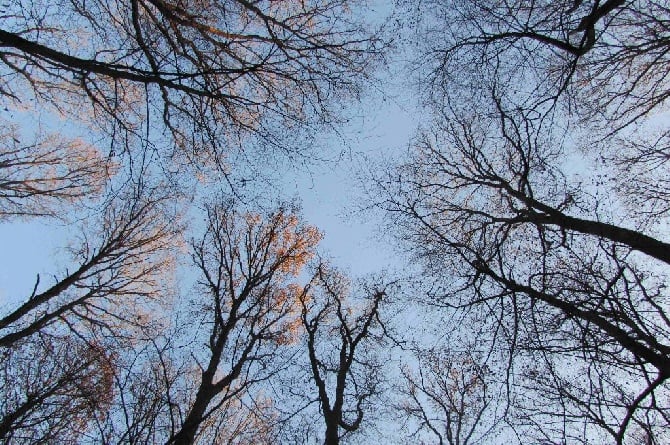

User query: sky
[279,96,418,274]
[0,67,419,310]
[4,3,670,443]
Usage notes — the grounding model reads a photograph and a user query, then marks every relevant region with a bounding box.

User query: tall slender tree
[297,263,390,445]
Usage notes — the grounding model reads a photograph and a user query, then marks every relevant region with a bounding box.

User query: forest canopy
[1,1,670,444]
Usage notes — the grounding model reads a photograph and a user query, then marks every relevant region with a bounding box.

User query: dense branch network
[0,0,379,166]
[381,95,670,442]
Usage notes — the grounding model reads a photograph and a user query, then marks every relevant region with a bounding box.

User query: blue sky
[0,69,418,310]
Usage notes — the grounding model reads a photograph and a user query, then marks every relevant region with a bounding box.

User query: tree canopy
[2,1,670,444]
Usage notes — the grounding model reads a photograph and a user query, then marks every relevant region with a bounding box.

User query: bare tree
[0,121,111,221]
[407,0,670,127]
[398,348,504,445]
[164,203,320,444]
[0,180,180,347]
[297,263,390,445]
[77,203,319,444]
[0,0,381,168]
[0,334,114,444]
[0,107,183,444]
[0,2,387,444]
[90,329,281,445]
[379,2,670,442]
[379,99,670,442]
[83,331,185,444]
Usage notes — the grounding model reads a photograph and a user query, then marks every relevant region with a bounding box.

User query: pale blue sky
[0,70,418,310]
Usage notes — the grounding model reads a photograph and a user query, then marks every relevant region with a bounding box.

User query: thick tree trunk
[167,377,216,445]
[323,417,339,445]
